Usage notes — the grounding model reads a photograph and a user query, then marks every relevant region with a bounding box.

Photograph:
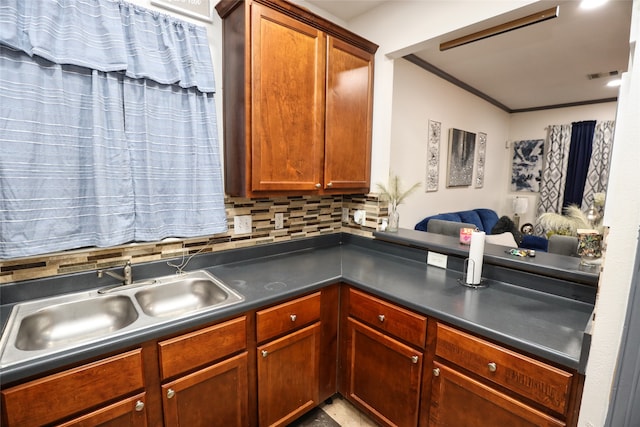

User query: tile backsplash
[0,194,387,284]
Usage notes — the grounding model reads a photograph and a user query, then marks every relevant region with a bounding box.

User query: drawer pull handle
[290,314,297,322]
[411,355,419,364]
[135,400,145,412]
[261,350,268,358]
[487,362,497,372]
[433,367,440,377]
[378,314,385,323]
[167,389,175,399]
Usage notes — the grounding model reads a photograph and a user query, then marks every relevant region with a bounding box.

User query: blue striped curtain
[0,0,226,259]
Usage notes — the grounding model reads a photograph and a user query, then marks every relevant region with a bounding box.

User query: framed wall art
[446,128,476,187]
[426,120,441,192]
[475,132,486,188]
[151,0,212,22]
[510,139,544,192]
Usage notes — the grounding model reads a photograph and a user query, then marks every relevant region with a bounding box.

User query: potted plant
[376,175,420,232]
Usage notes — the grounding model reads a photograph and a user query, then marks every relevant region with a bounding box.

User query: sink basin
[14,295,138,351]
[135,272,244,318]
[0,269,244,369]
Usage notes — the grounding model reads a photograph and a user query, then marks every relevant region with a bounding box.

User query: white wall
[579,2,640,425]
[389,59,511,229]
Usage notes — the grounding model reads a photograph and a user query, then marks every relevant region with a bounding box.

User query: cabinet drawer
[158,316,247,380]
[1,349,144,427]
[256,292,321,343]
[435,323,573,415]
[348,288,427,348]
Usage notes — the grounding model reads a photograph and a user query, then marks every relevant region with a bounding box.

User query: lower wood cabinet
[157,316,249,427]
[429,362,565,427]
[1,349,146,427]
[0,284,584,427]
[344,318,423,427]
[161,352,248,427]
[430,322,580,427]
[256,291,323,427]
[257,323,321,426]
[340,287,427,427]
[56,393,148,427]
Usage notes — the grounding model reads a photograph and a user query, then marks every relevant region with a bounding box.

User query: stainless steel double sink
[0,270,244,368]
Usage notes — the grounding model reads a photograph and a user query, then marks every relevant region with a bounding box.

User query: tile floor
[319,395,379,427]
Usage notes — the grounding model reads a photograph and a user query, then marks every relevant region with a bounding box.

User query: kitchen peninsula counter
[0,232,595,384]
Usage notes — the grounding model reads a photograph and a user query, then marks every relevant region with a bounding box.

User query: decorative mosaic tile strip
[0,194,382,284]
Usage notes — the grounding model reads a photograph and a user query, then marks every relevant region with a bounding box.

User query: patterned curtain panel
[581,120,615,208]
[0,0,226,259]
[535,124,572,236]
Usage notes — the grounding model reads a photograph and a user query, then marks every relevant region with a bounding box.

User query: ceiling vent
[587,70,620,80]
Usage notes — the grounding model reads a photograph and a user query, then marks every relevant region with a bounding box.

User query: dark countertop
[374,228,599,286]
[0,233,595,385]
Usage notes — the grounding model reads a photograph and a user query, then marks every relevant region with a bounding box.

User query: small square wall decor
[447,128,476,187]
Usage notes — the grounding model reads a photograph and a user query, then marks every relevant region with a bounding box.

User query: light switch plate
[354,210,366,225]
[274,212,284,230]
[427,251,448,269]
[234,215,252,234]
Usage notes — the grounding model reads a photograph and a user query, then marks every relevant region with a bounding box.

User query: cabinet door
[161,352,248,427]
[345,318,422,427]
[324,37,374,192]
[1,349,144,427]
[429,362,566,427]
[55,393,147,427]
[250,3,326,193]
[257,322,321,427]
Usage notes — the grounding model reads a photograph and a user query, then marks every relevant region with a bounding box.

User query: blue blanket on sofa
[414,208,548,251]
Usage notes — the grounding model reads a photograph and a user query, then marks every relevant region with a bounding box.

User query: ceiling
[305,0,632,112]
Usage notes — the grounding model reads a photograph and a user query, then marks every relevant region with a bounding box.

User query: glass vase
[387,208,400,232]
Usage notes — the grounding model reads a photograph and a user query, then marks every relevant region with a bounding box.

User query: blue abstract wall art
[511,139,544,192]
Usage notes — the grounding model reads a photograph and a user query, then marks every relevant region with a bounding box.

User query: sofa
[415,208,549,251]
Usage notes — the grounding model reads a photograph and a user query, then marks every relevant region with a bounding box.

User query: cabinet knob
[135,400,145,412]
[315,183,321,188]
[433,367,440,377]
[261,350,268,358]
[487,362,497,373]
[378,314,385,323]
[411,355,419,364]
[290,314,297,322]
[166,388,175,399]
[327,182,333,187]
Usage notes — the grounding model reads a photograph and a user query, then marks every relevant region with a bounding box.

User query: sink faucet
[98,261,133,286]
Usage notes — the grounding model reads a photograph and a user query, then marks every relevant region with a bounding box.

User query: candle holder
[577,229,602,268]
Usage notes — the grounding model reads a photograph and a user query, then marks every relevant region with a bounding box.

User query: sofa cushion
[414,208,499,233]
[455,210,484,231]
[426,219,477,237]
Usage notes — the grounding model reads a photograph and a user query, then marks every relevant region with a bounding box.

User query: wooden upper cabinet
[216,0,378,197]
[324,37,373,192]
[251,4,325,193]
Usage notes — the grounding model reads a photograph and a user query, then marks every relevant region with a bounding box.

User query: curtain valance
[0,0,215,92]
